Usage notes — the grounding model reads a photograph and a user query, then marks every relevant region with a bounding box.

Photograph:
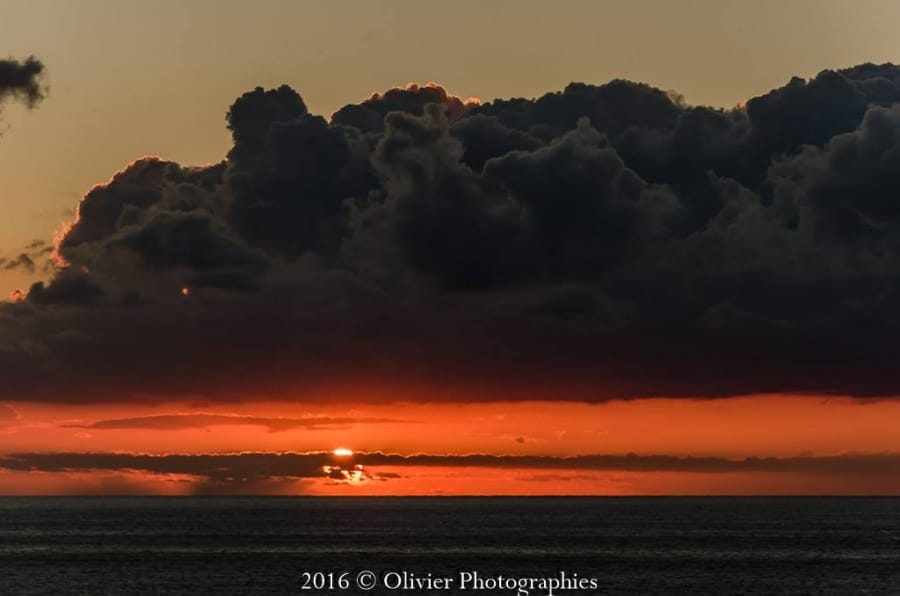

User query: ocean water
[1,497,899,595]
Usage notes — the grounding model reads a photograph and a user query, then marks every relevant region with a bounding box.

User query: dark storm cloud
[470,80,682,142]
[0,56,45,112]
[745,70,869,155]
[344,104,531,289]
[226,86,355,256]
[6,63,900,402]
[482,119,678,279]
[26,269,105,305]
[2,451,899,482]
[62,413,416,432]
[450,113,542,172]
[332,82,478,133]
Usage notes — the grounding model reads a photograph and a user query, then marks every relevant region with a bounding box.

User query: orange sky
[3,395,899,495]
[3,1,900,498]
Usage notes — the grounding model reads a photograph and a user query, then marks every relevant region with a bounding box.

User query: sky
[4,0,900,292]
[2,0,900,495]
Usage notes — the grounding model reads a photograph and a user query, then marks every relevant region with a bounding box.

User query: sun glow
[333,448,353,457]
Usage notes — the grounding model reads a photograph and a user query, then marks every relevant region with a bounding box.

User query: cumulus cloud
[332,82,479,133]
[6,64,900,402]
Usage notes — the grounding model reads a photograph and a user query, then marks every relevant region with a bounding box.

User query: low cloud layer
[2,450,899,482]
[4,64,900,402]
[62,413,415,432]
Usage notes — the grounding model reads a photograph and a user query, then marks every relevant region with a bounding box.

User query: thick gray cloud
[5,63,900,402]
[345,104,530,289]
[332,82,477,133]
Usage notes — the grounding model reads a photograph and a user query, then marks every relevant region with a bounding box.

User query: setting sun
[332,448,353,457]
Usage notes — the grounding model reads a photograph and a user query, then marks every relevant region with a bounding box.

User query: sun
[332,448,353,457]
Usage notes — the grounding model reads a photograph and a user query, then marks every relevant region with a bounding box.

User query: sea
[1,497,899,595]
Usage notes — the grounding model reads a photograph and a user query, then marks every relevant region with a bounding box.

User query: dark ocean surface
[1,497,899,595]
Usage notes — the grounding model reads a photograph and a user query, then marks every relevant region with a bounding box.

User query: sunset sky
[3,0,900,495]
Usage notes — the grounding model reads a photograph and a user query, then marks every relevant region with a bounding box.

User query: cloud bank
[5,64,900,402]
[3,450,898,482]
